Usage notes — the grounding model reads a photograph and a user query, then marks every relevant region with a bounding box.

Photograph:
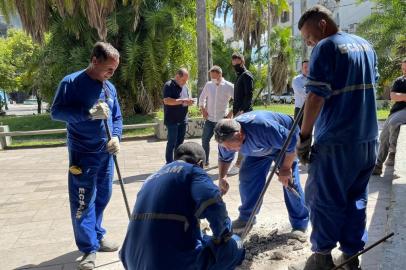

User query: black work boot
[335,253,361,270]
[232,218,255,236]
[288,253,335,270]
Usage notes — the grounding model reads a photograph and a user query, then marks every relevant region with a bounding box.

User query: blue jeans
[201,120,217,165]
[165,122,187,163]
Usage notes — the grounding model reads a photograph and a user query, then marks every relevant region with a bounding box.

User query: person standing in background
[162,68,194,164]
[228,52,254,175]
[292,60,309,128]
[199,65,234,168]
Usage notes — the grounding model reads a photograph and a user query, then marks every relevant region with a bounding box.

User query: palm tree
[0,0,198,114]
[197,0,209,99]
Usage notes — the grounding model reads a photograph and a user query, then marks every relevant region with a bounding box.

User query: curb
[381,126,406,269]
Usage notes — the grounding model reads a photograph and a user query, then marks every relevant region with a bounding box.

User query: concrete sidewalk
[381,126,406,269]
[0,137,397,270]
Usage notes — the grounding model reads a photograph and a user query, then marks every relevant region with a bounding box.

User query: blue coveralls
[51,70,123,253]
[119,161,245,270]
[219,111,309,230]
[305,32,379,255]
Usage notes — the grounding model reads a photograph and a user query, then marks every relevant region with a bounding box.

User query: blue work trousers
[238,156,309,231]
[196,234,245,270]
[201,120,217,165]
[306,140,377,255]
[165,122,187,163]
[68,150,114,253]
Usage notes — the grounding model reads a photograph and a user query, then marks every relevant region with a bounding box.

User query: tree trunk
[267,3,273,102]
[35,91,42,114]
[196,0,208,101]
[301,0,308,59]
[208,29,213,72]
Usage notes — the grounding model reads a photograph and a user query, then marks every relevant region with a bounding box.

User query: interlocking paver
[0,137,394,269]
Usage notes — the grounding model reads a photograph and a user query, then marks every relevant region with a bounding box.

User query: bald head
[175,68,189,87]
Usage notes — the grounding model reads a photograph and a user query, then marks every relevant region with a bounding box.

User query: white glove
[107,136,120,155]
[89,101,110,120]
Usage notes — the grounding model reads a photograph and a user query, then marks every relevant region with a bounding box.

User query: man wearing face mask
[163,68,194,164]
[51,42,123,270]
[290,5,379,270]
[199,65,234,167]
[228,52,254,175]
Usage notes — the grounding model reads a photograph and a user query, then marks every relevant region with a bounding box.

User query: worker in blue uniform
[51,42,123,270]
[290,6,379,270]
[119,142,245,270]
[213,111,309,237]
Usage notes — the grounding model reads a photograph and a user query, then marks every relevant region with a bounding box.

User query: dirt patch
[237,224,311,270]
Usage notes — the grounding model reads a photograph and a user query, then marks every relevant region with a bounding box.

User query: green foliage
[357,0,406,93]
[0,29,40,93]
[211,27,237,83]
[26,1,198,115]
[269,26,295,94]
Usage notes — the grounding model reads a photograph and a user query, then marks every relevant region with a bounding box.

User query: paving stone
[0,136,399,270]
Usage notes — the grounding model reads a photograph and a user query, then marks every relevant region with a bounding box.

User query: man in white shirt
[292,60,309,128]
[199,66,234,167]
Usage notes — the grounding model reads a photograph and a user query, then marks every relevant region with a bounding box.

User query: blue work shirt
[51,70,123,153]
[306,32,379,145]
[120,161,232,270]
[219,111,298,163]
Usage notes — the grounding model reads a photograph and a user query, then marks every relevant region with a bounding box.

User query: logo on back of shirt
[338,43,373,54]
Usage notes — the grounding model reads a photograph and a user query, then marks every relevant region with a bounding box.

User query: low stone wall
[155,118,206,140]
[0,125,12,149]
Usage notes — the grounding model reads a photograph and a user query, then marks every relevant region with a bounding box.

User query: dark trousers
[165,122,187,163]
[201,120,217,165]
[294,107,303,129]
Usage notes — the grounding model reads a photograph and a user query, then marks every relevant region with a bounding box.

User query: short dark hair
[214,119,241,143]
[298,5,337,30]
[174,142,206,165]
[232,52,244,61]
[302,60,309,65]
[402,58,406,63]
[90,42,120,62]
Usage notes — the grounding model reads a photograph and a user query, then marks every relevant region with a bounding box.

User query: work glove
[107,136,120,155]
[296,134,312,164]
[89,100,110,120]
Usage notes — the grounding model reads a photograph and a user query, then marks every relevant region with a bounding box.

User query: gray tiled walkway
[0,138,392,269]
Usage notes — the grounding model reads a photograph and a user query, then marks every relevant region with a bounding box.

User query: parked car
[279,93,294,104]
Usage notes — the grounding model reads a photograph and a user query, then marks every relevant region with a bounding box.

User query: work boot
[99,237,119,252]
[385,152,396,166]
[289,228,307,243]
[232,218,255,236]
[288,253,335,270]
[335,253,361,270]
[372,164,382,175]
[78,252,96,270]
